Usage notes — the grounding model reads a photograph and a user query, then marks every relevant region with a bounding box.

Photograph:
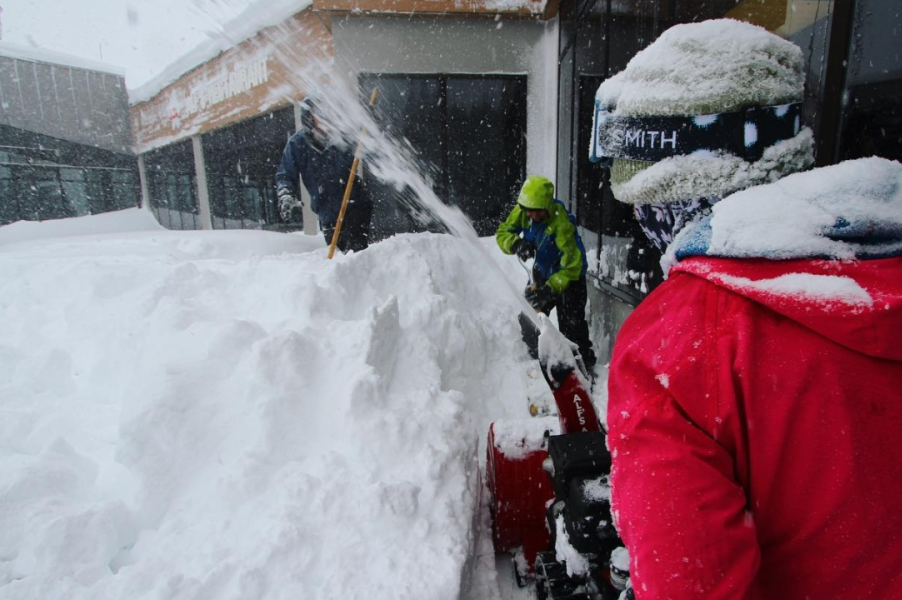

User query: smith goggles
[589,101,802,164]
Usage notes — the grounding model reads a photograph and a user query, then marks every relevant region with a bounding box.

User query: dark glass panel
[144,140,198,222]
[202,107,295,229]
[0,123,138,223]
[839,0,902,163]
[360,74,444,239]
[447,77,527,236]
[360,74,527,238]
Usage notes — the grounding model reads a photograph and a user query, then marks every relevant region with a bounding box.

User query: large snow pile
[0,209,546,600]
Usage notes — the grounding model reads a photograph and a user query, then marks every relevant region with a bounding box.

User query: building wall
[0,52,132,154]
[330,15,559,179]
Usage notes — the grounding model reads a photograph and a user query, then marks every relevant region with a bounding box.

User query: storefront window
[145,140,199,230]
[202,108,295,230]
[0,124,139,225]
[360,74,527,237]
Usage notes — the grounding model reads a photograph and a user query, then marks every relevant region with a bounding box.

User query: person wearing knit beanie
[590,19,815,257]
[602,19,902,600]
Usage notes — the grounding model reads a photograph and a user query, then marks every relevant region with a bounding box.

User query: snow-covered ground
[0,208,598,600]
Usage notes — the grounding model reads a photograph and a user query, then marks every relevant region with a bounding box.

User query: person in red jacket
[597,20,902,600]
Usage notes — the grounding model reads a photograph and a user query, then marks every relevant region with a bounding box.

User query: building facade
[0,43,139,225]
[127,0,900,358]
[129,1,563,238]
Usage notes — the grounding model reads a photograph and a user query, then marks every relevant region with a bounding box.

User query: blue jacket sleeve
[275,132,305,196]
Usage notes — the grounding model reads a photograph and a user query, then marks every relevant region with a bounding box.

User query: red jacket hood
[672,256,902,362]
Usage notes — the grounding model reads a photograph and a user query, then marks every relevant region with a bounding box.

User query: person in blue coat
[275,96,373,253]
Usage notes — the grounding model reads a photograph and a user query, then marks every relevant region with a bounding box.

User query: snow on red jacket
[607,255,902,600]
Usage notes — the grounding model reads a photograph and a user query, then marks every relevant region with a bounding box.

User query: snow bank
[0,211,544,600]
[0,209,162,247]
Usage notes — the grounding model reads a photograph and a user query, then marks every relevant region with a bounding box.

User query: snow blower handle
[327,88,379,260]
[518,255,534,287]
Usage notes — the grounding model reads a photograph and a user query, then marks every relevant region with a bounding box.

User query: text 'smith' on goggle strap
[589,102,802,164]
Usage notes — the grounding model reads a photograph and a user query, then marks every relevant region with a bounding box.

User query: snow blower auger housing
[486,317,629,597]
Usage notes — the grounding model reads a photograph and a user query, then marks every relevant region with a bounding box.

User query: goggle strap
[590,102,802,163]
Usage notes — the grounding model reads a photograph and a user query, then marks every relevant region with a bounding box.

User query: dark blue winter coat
[275,131,371,228]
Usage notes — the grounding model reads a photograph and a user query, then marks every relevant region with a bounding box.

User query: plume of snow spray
[191,0,543,324]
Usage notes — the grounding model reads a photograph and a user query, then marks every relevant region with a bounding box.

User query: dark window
[575,75,605,236]
[558,0,669,303]
[360,74,527,237]
[144,140,198,230]
[838,0,901,163]
[202,107,296,230]
[0,123,138,225]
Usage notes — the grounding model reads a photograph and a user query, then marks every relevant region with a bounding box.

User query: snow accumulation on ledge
[129,0,313,104]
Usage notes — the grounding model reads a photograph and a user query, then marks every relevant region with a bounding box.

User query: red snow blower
[486,315,601,568]
[486,316,628,599]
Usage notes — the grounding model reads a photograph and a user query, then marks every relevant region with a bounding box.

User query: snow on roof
[129,0,313,104]
[0,41,125,76]
[596,19,804,117]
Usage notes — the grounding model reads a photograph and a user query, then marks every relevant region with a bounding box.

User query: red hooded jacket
[608,255,902,600]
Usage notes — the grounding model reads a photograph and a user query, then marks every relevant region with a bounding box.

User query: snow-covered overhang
[312,0,559,20]
[0,41,125,76]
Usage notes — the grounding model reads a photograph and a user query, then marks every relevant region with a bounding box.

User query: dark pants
[521,274,596,371]
[322,200,373,253]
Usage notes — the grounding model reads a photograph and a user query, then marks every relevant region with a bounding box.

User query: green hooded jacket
[496,199,588,294]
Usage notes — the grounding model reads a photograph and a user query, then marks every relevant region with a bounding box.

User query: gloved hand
[511,238,536,262]
[278,191,303,222]
[524,283,556,313]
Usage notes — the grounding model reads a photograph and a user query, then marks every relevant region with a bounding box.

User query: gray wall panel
[16,60,42,127]
[55,66,79,129]
[0,54,133,155]
[69,68,89,129]
[35,62,62,134]
[85,71,105,141]
[0,60,25,125]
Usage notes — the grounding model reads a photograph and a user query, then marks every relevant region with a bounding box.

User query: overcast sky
[1,0,254,88]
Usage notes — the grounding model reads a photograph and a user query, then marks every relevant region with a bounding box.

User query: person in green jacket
[497,175,596,372]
